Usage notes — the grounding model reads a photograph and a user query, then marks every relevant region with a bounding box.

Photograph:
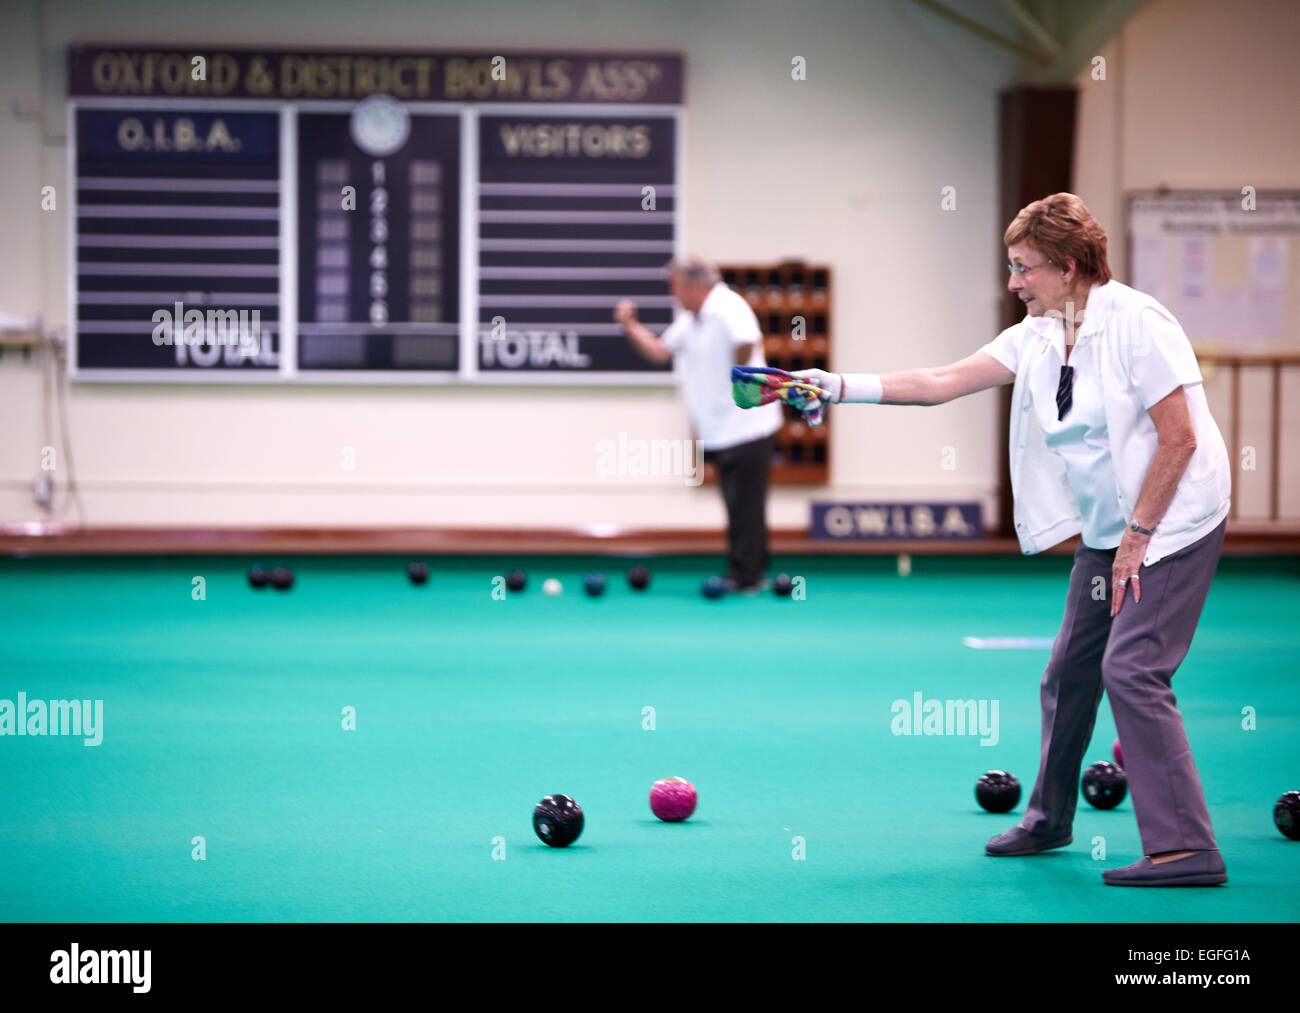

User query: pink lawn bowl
[649,777,697,822]
[1113,738,1124,769]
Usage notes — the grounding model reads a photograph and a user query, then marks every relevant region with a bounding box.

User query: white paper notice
[1250,236,1288,290]
[1245,237,1288,344]
[1132,237,1167,306]
[1178,236,1213,339]
[1211,285,1247,342]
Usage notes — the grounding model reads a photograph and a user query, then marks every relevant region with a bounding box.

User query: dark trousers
[704,433,775,586]
[1022,517,1227,855]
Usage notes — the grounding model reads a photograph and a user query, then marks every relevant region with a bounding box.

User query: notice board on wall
[1127,190,1300,354]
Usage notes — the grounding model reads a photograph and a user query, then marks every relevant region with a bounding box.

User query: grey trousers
[1021,517,1227,855]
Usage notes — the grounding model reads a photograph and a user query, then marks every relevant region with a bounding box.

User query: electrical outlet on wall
[34,474,52,507]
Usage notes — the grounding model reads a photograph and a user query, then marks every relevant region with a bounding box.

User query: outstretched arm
[614,299,673,364]
[796,351,1014,406]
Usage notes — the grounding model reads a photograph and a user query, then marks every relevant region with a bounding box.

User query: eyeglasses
[1007,259,1054,277]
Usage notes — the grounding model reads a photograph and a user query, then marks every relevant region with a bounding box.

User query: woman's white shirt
[980,280,1231,565]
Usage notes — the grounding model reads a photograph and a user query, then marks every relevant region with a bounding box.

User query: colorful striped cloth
[731,365,831,426]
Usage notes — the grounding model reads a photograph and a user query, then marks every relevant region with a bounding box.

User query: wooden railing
[1197,352,1300,522]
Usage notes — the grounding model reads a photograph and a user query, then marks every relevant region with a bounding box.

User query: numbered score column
[296,101,461,372]
[476,114,678,376]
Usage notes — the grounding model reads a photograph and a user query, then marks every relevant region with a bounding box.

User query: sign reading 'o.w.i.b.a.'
[810,502,983,541]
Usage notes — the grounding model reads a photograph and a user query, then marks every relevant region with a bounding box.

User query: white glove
[791,368,882,404]
[791,368,842,402]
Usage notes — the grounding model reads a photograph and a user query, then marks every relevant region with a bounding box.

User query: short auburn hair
[1004,193,1112,284]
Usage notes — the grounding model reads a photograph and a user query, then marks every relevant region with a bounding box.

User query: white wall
[1073,0,1300,519]
[0,0,1040,530]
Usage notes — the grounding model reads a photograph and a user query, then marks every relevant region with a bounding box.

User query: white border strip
[78,177,280,191]
[71,368,286,383]
[479,209,672,224]
[279,105,297,378]
[477,103,680,116]
[481,182,677,196]
[76,322,280,335]
[77,263,280,276]
[67,368,672,385]
[78,292,279,304]
[479,295,674,307]
[480,239,673,252]
[298,323,460,333]
[76,205,278,219]
[674,108,685,264]
[78,235,281,249]
[479,267,668,280]
[463,370,673,386]
[459,106,478,380]
[67,102,78,376]
[71,96,296,111]
[672,107,686,388]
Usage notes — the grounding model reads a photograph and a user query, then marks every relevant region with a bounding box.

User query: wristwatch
[1129,520,1155,537]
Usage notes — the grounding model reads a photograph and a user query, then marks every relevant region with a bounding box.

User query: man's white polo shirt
[661,282,783,452]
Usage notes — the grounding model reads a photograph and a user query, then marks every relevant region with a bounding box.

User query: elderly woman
[799,193,1232,886]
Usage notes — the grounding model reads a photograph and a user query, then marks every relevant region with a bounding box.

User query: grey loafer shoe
[986,826,1073,856]
[1102,850,1227,886]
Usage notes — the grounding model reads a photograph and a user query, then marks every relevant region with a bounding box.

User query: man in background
[614,258,782,592]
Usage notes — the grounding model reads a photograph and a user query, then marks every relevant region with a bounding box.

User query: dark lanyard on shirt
[1056,364,1074,421]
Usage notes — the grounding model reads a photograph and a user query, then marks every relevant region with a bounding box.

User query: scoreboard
[477,114,677,375]
[67,47,683,384]
[296,108,462,372]
[73,108,283,372]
